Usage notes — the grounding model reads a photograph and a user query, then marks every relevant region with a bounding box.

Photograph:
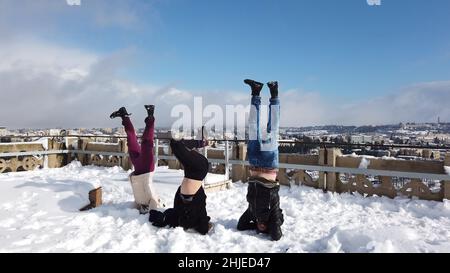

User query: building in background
[350,135,374,144]
[0,127,8,136]
[49,129,62,136]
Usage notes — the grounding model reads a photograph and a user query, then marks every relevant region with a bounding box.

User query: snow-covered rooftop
[1,162,450,252]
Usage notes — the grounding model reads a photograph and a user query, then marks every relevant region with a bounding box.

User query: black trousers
[170,139,209,181]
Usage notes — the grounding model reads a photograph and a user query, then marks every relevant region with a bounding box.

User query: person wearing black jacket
[237,79,284,241]
[237,176,284,240]
[149,137,212,235]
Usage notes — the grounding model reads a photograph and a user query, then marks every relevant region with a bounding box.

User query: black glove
[149,210,165,227]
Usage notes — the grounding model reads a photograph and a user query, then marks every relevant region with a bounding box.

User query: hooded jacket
[246,176,282,224]
[149,186,211,235]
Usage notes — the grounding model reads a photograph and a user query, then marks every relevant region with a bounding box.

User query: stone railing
[0,138,65,172]
[226,145,450,201]
[275,149,450,201]
[1,138,450,200]
[73,139,130,170]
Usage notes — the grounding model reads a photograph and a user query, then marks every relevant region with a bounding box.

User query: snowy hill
[1,161,450,253]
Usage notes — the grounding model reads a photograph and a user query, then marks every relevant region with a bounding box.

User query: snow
[445,166,450,176]
[343,153,401,161]
[204,172,227,185]
[0,138,48,148]
[381,156,403,160]
[1,161,450,253]
[66,0,81,6]
[301,130,328,136]
[359,158,371,169]
[88,142,119,146]
[343,153,375,160]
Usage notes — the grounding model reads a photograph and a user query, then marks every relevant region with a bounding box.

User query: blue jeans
[247,96,280,169]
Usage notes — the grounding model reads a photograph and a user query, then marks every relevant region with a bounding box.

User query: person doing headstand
[110,105,163,214]
[148,130,212,235]
[237,79,284,241]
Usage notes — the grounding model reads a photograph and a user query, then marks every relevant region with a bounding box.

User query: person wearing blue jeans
[237,79,284,241]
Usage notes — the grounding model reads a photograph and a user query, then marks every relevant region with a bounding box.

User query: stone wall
[2,138,450,201]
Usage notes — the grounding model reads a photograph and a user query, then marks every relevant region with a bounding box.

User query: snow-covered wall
[2,139,450,201]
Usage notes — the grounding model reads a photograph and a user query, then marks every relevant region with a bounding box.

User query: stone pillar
[65,137,77,165]
[277,154,290,186]
[422,149,431,159]
[318,148,341,192]
[444,152,450,200]
[277,169,290,186]
[47,138,65,168]
[318,149,327,190]
[224,140,229,180]
[326,148,341,192]
[77,139,89,165]
[168,144,180,170]
[231,143,247,182]
[119,139,131,171]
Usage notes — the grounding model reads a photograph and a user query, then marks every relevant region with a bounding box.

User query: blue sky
[1,0,450,128]
[53,0,450,98]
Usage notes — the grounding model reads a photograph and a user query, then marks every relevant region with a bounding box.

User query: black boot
[267,81,278,99]
[269,222,283,241]
[149,209,165,226]
[268,208,284,241]
[144,105,155,117]
[110,107,131,119]
[244,79,264,97]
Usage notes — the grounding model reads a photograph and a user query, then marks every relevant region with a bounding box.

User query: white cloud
[92,2,139,28]
[0,40,449,129]
[0,40,97,77]
[336,82,450,125]
[0,40,247,129]
[84,0,158,29]
[279,82,450,126]
[66,0,81,6]
[367,0,381,6]
[0,40,145,128]
[0,0,155,35]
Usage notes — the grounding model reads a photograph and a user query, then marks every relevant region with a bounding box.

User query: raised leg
[140,116,155,173]
[122,117,141,167]
[262,97,280,151]
[181,139,205,149]
[247,95,262,166]
[170,140,208,180]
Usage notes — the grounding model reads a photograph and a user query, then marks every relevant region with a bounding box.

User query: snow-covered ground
[1,161,450,253]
